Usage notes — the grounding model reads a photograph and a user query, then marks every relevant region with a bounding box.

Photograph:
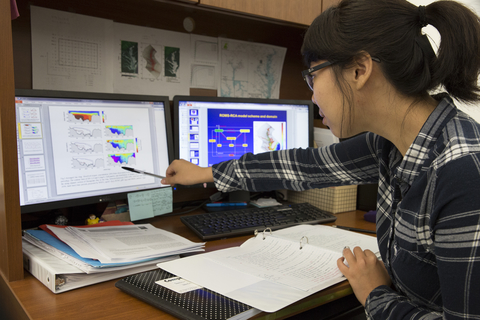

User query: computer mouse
[363,210,377,223]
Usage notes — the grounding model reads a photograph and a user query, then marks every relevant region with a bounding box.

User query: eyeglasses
[301,61,335,91]
[302,57,381,91]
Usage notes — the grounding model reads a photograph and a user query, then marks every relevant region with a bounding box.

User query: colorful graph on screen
[106,139,135,152]
[107,153,136,166]
[105,125,134,137]
[67,110,101,123]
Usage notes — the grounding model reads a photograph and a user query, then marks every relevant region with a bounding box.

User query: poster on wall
[31,6,114,93]
[30,6,287,100]
[113,23,191,97]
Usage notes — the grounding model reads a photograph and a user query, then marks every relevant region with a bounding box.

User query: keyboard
[181,202,337,241]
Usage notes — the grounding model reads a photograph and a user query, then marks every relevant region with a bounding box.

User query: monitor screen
[174,96,313,167]
[15,89,173,213]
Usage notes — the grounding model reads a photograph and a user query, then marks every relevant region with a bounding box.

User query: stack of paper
[45,223,205,264]
[23,228,178,273]
[22,222,205,293]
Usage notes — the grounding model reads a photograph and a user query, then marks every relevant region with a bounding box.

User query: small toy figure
[86,214,100,225]
[54,214,68,226]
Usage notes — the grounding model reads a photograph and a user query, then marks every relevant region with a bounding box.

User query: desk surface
[8,209,375,320]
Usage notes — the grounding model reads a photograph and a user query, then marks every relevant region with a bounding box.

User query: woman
[162,0,480,318]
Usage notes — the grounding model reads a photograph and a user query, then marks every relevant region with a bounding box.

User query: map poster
[219,38,287,99]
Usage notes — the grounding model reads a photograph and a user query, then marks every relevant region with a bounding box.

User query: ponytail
[427,1,480,102]
[301,0,480,103]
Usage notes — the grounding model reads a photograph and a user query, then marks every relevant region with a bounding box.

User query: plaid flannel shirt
[212,95,480,319]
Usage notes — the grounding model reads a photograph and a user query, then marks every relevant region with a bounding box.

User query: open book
[159,224,379,313]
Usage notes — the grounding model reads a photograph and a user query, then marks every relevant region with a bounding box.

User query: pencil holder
[288,185,357,214]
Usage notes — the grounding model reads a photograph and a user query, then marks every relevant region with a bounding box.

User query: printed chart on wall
[47,106,156,196]
[29,6,288,98]
[113,23,191,96]
[219,38,287,99]
[30,6,114,93]
[190,35,220,90]
[207,109,287,166]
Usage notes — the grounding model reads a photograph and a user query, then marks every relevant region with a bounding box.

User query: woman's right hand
[161,159,214,187]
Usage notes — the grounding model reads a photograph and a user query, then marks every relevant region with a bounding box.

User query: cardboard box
[288,185,357,214]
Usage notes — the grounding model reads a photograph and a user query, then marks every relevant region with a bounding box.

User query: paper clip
[300,236,309,249]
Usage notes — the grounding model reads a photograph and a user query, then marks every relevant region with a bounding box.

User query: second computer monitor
[174,96,313,167]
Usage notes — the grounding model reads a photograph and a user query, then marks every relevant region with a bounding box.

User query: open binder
[158,224,379,313]
[115,229,312,318]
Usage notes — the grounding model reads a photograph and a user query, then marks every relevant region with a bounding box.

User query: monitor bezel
[15,89,174,214]
[173,95,314,163]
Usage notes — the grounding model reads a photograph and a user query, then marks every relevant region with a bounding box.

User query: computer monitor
[15,89,173,213]
[173,95,313,175]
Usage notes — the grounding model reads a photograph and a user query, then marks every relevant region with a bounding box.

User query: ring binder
[254,228,272,240]
[255,228,309,249]
[300,236,309,249]
[159,224,380,313]
[263,228,272,239]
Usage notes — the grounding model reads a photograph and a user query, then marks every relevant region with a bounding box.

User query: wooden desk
[6,210,375,320]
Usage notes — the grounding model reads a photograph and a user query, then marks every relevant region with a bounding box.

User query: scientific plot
[142,44,162,79]
[67,110,101,124]
[105,125,134,138]
[70,142,103,154]
[121,40,138,74]
[58,38,99,69]
[105,139,135,152]
[165,46,180,77]
[69,127,103,139]
[71,157,105,169]
[254,122,285,153]
[107,153,136,166]
[208,125,252,158]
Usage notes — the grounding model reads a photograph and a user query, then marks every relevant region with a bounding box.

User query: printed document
[47,224,205,263]
[159,224,379,312]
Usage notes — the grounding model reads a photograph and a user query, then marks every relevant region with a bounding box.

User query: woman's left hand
[337,246,392,306]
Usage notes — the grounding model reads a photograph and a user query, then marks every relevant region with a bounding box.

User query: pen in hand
[121,166,166,179]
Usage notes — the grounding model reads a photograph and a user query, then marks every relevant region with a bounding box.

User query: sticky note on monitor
[127,187,173,221]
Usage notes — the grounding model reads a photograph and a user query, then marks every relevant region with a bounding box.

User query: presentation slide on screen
[48,105,157,195]
[205,109,287,165]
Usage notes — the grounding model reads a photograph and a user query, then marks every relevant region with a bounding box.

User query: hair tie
[418,5,428,27]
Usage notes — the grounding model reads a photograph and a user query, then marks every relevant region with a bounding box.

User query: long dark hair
[301,0,480,103]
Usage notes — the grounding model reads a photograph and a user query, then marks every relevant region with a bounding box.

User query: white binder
[160,224,379,312]
[22,240,177,293]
